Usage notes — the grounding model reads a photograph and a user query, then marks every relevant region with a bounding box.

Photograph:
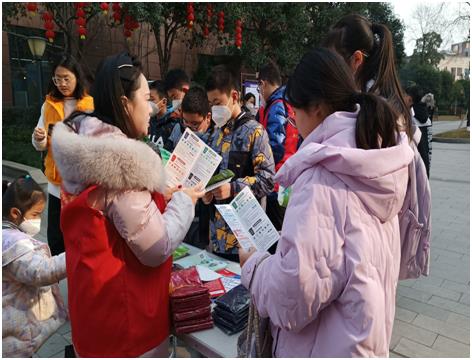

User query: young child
[168,87,215,250]
[166,86,214,149]
[204,65,275,262]
[2,176,67,358]
[149,80,173,148]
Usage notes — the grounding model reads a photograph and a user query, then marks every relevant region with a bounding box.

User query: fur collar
[51,118,166,194]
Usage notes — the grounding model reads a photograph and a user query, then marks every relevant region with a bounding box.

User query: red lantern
[46,30,56,42]
[235,19,242,49]
[100,2,109,15]
[113,11,121,23]
[76,8,85,18]
[44,21,54,30]
[124,29,132,38]
[42,11,53,22]
[186,2,195,29]
[132,21,139,30]
[112,3,121,11]
[75,17,86,27]
[78,26,87,40]
[26,3,38,16]
[217,11,224,33]
[206,4,213,19]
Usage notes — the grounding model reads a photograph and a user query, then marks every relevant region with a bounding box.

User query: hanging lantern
[78,26,87,40]
[42,11,53,22]
[235,19,242,49]
[100,2,109,15]
[75,17,86,27]
[26,3,38,17]
[217,11,224,33]
[45,30,56,43]
[186,2,194,29]
[76,8,85,18]
[203,25,209,38]
[112,3,122,25]
[42,11,55,43]
[206,4,213,22]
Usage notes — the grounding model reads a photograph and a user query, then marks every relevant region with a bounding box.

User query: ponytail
[286,48,400,151]
[323,14,412,140]
[2,176,46,220]
[354,92,400,150]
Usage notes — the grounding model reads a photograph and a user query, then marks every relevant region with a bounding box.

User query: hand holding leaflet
[215,187,280,252]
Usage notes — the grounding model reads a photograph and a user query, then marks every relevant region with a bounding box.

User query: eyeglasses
[52,77,72,86]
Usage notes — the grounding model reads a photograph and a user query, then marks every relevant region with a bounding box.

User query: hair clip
[374,33,381,46]
[24,175,31,179]
[117,64,133,69]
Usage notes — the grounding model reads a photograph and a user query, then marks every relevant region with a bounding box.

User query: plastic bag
[169,266,201,294]
[173,306,211,322]
[175,320,214,335]
[214,305,249,324]
[214,284,250,314]
[213,312,248,335]
[277,185,292,208]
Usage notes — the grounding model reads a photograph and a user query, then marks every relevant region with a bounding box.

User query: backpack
[260,99,300,172]
[398,130,432,280]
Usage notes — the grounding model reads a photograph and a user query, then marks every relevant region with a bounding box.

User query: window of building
[457,68,463,78]
[7,25,64,107]
[451,67,456,78]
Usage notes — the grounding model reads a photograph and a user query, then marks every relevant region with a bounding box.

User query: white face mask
[172,99,182,111]
[246,102,255,110]
[212,98,233,128]
[19,218,41,237]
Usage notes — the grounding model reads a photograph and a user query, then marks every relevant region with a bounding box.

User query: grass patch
[435,128,470,139]
[437,115,465,121]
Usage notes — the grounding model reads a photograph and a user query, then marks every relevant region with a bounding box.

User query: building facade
[438,41,470,81]
[3,13,227,108]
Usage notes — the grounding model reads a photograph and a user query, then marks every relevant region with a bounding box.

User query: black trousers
[417,126,431,178]
[47,194,65,255]
[266,194,285,255]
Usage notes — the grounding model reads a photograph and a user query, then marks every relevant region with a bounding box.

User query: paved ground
[5,120,469,357]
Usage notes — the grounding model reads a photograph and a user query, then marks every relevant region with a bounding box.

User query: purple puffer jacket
[241,108,414,357]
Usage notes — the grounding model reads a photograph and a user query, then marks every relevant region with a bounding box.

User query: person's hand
[181,185,206,205]
[33,127,46,142]
[163,186,180,202]
[211,183,232,201]
[239,246,257,268]
[202,192,214,205]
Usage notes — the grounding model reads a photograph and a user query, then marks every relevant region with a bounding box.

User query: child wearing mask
[166,86,214,150]
[162,69,190,151]
[168,87,215,250]
[2,176,67,358]
[204,65,275,262]
[148,80,173,148]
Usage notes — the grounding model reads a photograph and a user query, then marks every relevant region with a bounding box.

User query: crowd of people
[3,13,432,358]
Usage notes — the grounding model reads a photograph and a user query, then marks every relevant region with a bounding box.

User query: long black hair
[323,14,412,139]
[65,52,143,138]
[285,47,399,150]
[47,54,88,100]
[2,176,46,221]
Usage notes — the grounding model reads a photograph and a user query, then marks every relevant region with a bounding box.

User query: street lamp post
[27,36,47,101]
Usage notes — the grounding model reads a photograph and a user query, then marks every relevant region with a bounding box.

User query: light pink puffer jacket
[241,109,414,357]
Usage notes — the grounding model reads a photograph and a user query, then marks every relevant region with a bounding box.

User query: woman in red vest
[51,52,204,357]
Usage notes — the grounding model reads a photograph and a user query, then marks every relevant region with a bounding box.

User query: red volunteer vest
[60,186,172,357]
